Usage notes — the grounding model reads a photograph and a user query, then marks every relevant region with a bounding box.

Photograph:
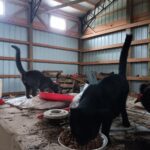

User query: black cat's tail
[11,45,26,74]
[119,34,132,77]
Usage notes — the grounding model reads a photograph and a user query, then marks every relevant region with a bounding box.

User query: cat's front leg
[101,118,112,145]
[25,85,32,98]
[121,108,130,127]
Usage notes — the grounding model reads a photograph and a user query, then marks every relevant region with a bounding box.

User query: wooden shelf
[80,58,150,66]
[81,19,150,39]
[0,56,29,61]
[82,39,150,53]
[97,75,150,81]
[0,75,20,78]
[127,76,150,81]
[33,42,79,52]
[0,56,79,65]
[0,38,29,45]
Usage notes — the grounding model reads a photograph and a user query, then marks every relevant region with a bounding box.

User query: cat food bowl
[39,92,74,102]
[43,109,69,119]
[58,128,108,150]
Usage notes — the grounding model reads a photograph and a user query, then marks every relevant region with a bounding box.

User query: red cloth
[134,93,143,103]
[0,98,5,105]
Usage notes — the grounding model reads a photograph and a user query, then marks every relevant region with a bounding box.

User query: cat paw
[27,96,32,99]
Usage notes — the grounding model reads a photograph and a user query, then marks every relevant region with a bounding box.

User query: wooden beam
[33,43,79,52]
[40,0,86,13]
[127,76,150,81]
[28,2,33,70]
[81,19,150,39]
[0,56,79,65]
[8,0,80,23]
[53,0,87,13]
[82,39,150,52]
[2,91,25,96]
[36,15,49,30]
[0,75,20,78]
[80,58,150,66]
[31,59,79,65]
[0,56,29,61]
[0,38,29,45]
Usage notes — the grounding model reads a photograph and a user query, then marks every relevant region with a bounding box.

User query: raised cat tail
[11,45,26,74]
[119,34,132,77]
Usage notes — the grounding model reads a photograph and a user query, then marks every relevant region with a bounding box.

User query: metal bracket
[29,0,41,23]
[81,0,116,33]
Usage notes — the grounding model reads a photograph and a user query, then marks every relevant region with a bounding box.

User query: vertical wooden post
[148,24,150,76]
[28,2,33,70]
[78,39,83,74]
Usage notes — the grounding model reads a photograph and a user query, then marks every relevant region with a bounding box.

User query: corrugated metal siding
[130,25,149,92]
[83,48,121,62]
[0,23,28,93]
[33,63,78,74]
[93,0,127,28]
[33,46,78,62]
[83,31,126,49]
[33,30,78,74]
[133,0,149,16]
[82,31,126,78]
[33,30,78,49]
[130,81,142,93]
[82,25,149,92]
[83,65,118,75]
[0,23,28,41]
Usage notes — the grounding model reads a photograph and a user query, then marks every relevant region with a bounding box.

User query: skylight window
[50,16,66,31]
[0,0,4,15]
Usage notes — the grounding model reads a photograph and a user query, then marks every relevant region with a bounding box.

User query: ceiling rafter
[82,0,117,33]
[7,0,80,23]
[40,0,87,14]
[53,0,87,13]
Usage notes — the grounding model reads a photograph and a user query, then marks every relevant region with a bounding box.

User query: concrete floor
[0,96,150,150]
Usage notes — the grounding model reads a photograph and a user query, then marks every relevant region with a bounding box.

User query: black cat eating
[135,83,150,112]
[69,34,132,145]
[12,45,60,98]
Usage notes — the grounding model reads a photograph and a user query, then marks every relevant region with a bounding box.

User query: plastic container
[58,133,108,150]
[39,92,74,102]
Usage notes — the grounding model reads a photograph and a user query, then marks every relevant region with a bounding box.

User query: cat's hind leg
[121,107,130,127]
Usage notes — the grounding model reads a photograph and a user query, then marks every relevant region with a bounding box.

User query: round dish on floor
[43,109,69,119]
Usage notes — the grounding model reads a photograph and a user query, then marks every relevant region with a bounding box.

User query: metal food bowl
[58,132,108,150]
[43,109,69,119]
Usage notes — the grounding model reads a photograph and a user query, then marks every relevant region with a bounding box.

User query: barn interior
[0,0,150,150]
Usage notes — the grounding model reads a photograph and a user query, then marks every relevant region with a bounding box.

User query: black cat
[12,45,60,98]
[69,34,132,145]
[135,83,150,112]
